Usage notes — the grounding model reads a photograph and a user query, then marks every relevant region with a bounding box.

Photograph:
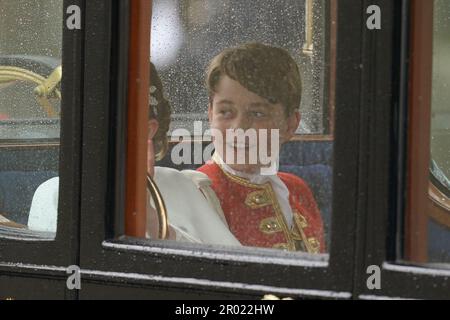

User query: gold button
[255,195,263,204]
[245,190,271,208]
[267,221,278,230]
[260,217,282,234]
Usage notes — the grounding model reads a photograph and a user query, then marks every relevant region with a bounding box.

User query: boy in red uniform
[197,43,325,253]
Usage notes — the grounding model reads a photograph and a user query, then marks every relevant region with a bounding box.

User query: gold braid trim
[213,158,315,252]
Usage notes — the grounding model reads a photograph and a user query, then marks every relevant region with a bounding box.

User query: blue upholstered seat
[280,164,332,246]
[0,140,333,242]
[428,219,450,263]
[0,171,58,225]
[279,141,333,167]
[279,141,333,248]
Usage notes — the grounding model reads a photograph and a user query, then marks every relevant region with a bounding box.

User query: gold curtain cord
[0,65,62,118]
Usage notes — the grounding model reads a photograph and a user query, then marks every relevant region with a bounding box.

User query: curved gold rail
[147,173,169,239]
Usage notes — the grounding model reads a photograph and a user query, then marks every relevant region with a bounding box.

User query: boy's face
[208,75,300,174]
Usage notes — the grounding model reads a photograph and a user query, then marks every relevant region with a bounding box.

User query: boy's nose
[232,114,251,131]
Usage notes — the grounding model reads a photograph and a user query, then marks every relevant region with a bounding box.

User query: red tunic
[197,162,325,253]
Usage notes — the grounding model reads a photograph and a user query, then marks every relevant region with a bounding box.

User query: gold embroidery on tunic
[293,212,320,254]
[259,217,282,234]
[273,243,290,250]
[216,161,309,252]
[307,237,321,254]
[245,190,271,209]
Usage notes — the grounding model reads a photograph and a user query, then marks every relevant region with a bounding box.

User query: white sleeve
[28,177,59,233]
[154,167,240,246]
[181,170,228,227]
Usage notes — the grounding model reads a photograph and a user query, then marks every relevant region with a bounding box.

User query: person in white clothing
[28,62,240,247]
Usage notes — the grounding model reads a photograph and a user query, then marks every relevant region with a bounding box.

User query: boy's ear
[148,119,159,140]
[208,103,213,123]
[284,111,301,141]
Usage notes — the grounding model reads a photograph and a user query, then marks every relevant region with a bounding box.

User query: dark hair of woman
[149,62,171,160]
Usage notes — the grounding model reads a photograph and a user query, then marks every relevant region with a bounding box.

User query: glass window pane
[404,0,450,267]
[428,0,450,264]
[152,0,329,135]
[145,0,334,257]
[0,0,62,239]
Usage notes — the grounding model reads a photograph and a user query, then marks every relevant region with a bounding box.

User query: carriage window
[152,0,330,135]
[0,0,62,239]
[405,0,450,266]
[144,0,334,257]
[426,0,450,265]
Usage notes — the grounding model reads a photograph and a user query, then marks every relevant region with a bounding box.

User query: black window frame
[2,0,448,300]
[78,0,364,299]
[354,0,450,300]
[0,0,85,298]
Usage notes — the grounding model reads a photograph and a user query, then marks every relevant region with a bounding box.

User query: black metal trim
[0,0,85,300]
[107,0,130,239]
[394,0,411,264]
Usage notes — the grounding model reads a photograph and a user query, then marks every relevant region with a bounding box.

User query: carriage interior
[0,0,449,265]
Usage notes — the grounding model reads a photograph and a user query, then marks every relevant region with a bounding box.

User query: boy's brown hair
[206,43,302,116]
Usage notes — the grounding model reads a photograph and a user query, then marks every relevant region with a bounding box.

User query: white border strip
[358,294,415,300]
[102,241,329,268]
[0,262,67,272]
[383,262,450,277]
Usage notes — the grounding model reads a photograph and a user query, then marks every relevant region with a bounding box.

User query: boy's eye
[218,110,233,117]
[250,111,266,118]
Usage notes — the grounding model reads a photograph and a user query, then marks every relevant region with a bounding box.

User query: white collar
[212,152,277,184]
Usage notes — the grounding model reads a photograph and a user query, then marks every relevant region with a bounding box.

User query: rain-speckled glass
[424,0,450,265]
[151,0,330,135]
[0,0,62,239]
[147,0,334,258]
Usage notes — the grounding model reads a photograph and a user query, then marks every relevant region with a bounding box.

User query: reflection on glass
[151,0,329,135]
[147,0,333,256]
[0,0,62,239]
[428,0,450,264]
